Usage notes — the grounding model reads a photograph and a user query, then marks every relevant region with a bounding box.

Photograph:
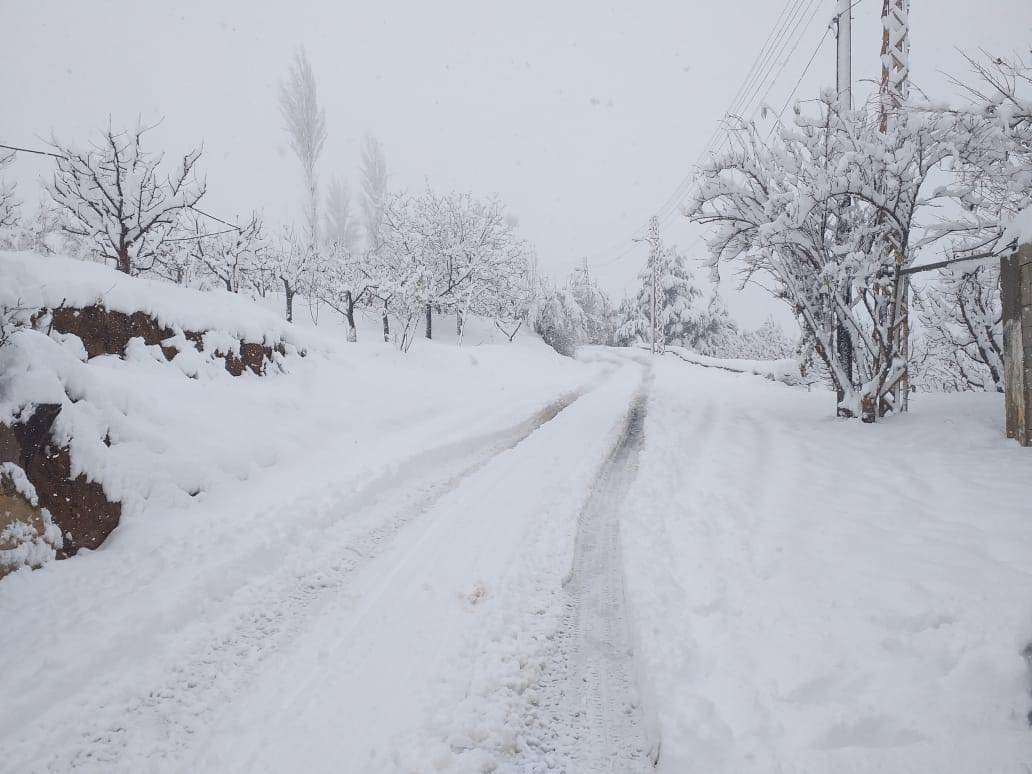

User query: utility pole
[647,216,660,355]
[879,0,910,132]
[880,0,911,411]
[834,0,855,415]
[835,0,852,108]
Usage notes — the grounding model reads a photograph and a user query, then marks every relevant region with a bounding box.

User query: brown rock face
[0,465,53,578]
[6,405,121,558]
[51,306,175,360]
[50,304,285,376]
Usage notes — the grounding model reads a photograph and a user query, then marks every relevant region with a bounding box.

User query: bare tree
[0,151,18,228]
[46,121,205,275]
[279,47,327,249]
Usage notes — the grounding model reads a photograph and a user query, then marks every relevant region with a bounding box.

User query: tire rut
[521,382,654,773]
[4,391,588,773]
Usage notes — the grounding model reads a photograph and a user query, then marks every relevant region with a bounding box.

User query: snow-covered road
[4,345,1032,774]
[0,349,653,773]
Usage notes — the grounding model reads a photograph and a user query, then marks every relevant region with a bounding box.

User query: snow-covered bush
[532,285,586,357]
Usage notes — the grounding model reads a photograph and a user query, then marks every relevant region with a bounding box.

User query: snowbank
[623,359,1032,773]
[0,251,310,350]
[659,343,802,385]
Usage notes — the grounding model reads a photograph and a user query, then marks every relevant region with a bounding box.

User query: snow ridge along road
[518,375,656,773]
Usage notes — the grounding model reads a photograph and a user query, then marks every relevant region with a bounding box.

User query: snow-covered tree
[188,212,265,293]
[0,150,18,229]
[280,47,327,249]
[688,92,970,421]
[312,242,372,342]
[324,176,359,254]
[360,134,388,252]
[614,242,701,349]
[915,263,1003,391]
[912,50,1032,391]
[568,263,616,345]
[46,121,205,275]
[373,187,534,346]
[265,227,314,322]
[532,283,586,356]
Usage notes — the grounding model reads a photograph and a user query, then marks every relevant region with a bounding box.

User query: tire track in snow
[520,377,654,773]
[1,390,592,774]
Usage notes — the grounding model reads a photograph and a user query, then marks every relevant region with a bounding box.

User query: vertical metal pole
[836,0,852,108]
[648,216,659,355]
[880,0,911,411]
[834,0,855,413]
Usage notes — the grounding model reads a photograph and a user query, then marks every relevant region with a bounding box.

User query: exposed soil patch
[51,304,288,376]
[3,405,121,558]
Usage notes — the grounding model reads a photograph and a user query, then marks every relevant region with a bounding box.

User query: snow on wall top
[0,251,310,348]
[1003,204,1032,251]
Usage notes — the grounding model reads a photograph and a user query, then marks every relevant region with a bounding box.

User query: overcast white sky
[2,0,1029,326]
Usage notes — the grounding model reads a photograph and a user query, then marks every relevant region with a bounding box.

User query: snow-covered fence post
[1002,242,1032,446]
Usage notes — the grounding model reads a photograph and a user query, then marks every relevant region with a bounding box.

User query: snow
[3,252,1032,773]
[0,251,308,349]
[0,462,61,575]
[659,343,802,385]
[0,251,611,771]
[623,357,1032,773]
[1003,203,1032,250]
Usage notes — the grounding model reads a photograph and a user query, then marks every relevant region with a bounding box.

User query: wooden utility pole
[879,0,912,411]
[1002,243,1032,446]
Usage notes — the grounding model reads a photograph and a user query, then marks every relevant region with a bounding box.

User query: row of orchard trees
[687,51,1032,420]
[0,49,535,350]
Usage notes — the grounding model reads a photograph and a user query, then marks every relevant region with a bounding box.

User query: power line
[0,139,245,234]
[586,0,842,269]
[0,142,63,159]
[772,19,835,128]
[584,0,817,266]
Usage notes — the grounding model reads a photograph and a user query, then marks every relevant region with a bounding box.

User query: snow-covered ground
[625,357,1032,773]
[3,254,1032,774]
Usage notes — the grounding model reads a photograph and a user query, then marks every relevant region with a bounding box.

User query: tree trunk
[116,245,131,275]
[344,291,357,343]
[282,277,295,323]
[425,303,432,339]
[382,300,390,343]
